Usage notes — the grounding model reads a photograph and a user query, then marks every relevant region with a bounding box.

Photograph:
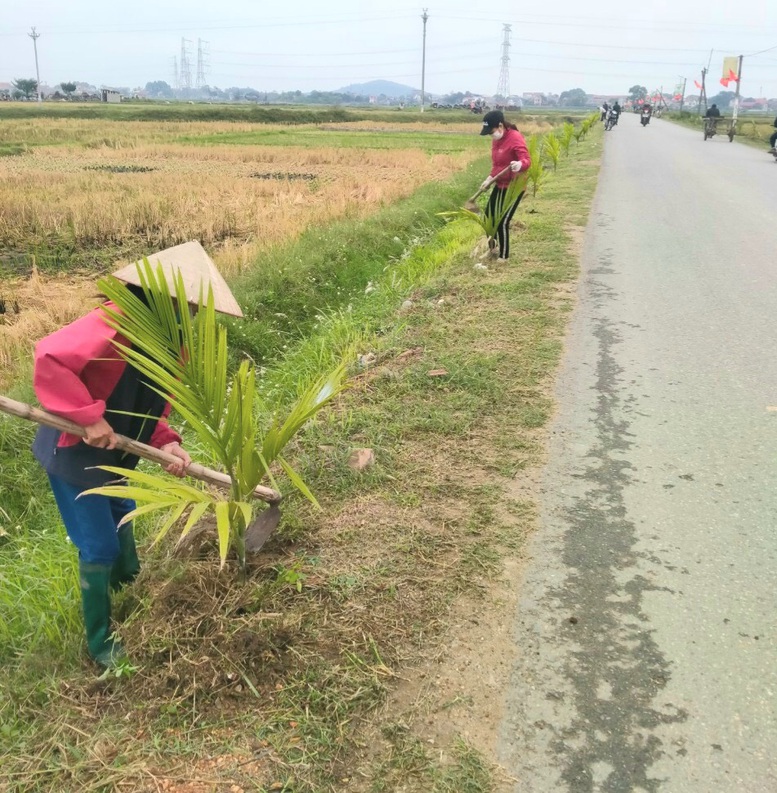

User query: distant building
[101,89,121,104]
[521,92,545,106]
[740,98,768,111]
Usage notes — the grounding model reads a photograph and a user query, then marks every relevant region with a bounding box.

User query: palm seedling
[559,122,575,156]
[543,131,561,171]
[438,171,529,255]
[83,260,346,573]
[525,135,546,197]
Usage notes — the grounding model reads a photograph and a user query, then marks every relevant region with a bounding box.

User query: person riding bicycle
[705,103,721,133]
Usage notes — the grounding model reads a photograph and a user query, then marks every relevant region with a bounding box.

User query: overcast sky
[3,1,777,97]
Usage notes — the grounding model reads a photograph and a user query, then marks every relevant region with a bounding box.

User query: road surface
[498,114,777,792]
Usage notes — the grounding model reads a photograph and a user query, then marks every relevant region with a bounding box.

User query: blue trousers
[48,475,135,565]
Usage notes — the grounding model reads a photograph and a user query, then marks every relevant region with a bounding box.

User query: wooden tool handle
[466,164,513,203]
[0,395,282,504]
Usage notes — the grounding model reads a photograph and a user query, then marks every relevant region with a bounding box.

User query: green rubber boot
[79,561,126,668]
[110,524,140,592]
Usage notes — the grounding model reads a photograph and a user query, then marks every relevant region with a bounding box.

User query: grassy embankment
[0,125,602,792]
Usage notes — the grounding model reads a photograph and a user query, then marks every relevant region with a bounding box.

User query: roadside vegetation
[665,109,774,145]
[0,111,601,791]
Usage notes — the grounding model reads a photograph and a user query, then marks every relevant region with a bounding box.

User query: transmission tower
[179,38,193,91]
[496,24,511,101]
[196,39,209,90]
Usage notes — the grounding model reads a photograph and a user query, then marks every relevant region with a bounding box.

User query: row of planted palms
[441,112,600,244]
[86,115,598,575]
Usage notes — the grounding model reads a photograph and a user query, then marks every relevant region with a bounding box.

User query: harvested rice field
[0,110,493,384]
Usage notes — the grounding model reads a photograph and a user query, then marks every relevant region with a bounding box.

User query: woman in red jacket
[479,110,531,262]
[32,242,241,669]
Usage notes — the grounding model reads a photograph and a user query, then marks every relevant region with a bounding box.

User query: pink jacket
[490,128,531,188]
[33,303,180,449]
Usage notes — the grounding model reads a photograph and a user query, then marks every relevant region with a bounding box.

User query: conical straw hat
[112,241,243,318]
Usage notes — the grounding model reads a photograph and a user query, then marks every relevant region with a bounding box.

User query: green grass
[0,101,586,126]
[0,124,602,791]
[227,157,489,366]
[175,127,482,152]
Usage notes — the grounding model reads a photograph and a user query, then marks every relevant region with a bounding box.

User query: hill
[337,80,418,98]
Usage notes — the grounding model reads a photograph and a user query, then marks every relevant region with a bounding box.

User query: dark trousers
[48,474,134,564]
[487,187,525,258]
[770,130,777,148]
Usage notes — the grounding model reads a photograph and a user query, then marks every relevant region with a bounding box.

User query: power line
[435,12,777,35]
[744,43,777,57]
[208,39,495,58]
[0,12,417,37]
[206,50,717,70]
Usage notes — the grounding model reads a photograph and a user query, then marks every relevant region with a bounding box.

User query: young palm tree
[525,135,546,197]
[83,260,346,572]
[543,131,561,171]
[559,122,575,156]
[438,172,529,251]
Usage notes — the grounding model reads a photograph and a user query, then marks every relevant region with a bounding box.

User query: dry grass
[0,141,478,382]
[0,144,473,259]
[0,268,100,387]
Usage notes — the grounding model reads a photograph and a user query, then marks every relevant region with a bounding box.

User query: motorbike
[604,109,619,131]
[640,112,651,127]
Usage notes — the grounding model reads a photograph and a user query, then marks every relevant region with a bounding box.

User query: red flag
[720,69,738,87]
[694,80,702,90]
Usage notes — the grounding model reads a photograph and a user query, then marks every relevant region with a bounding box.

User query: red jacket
[33,302,180,450]
[490,127,531,188]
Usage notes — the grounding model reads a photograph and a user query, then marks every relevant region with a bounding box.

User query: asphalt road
[498,113,777,792]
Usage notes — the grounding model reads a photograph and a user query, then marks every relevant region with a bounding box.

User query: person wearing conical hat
[31,241,240,670]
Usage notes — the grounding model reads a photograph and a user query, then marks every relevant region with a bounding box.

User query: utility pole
[679,77,687,112]
[496,24,512,103]
[699,67,708,116]
[28,27,42,103]
[420,9,429,113]
[731,55,744,129]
